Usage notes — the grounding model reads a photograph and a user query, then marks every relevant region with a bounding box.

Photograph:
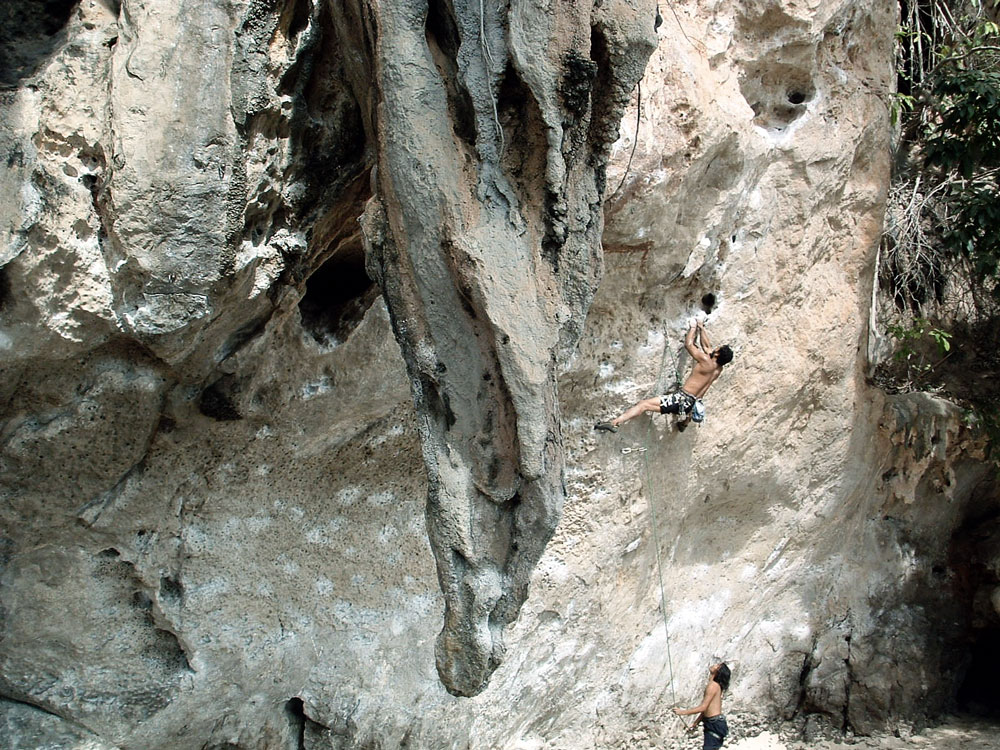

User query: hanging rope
[614,0,706,200]
[654,330,684,395]
[611,79,643,199]
[615,327,687,707]
[640,419,678,706]
[659,0,702,52]
[478,0,505,155]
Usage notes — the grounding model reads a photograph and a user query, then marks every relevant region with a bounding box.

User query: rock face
[2,0,999,749]
[333,0,654,696]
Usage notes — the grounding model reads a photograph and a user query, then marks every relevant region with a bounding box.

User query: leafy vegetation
[878,0,1000,454]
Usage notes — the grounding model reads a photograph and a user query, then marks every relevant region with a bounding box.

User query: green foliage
[887,318,953,380]
[919,25,1000,284]
[942,179,1000,277]
[924,67,1000,178]
[880,0,1000,460]
[889,91,917,127]
[889,1,1000,289]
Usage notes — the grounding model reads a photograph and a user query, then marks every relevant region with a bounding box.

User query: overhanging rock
[332,0,656,695]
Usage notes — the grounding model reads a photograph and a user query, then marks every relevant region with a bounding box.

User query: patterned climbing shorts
[659,390,696,415]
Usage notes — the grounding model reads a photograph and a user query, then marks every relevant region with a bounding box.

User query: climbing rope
[616,327,686,708]
[612,79,643,199]
[640,418,679,706]
[654,330,684,395]
[613,0,706,200]
[659,0,703,52]
[478,0,505,155]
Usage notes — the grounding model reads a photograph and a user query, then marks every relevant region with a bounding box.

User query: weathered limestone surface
[332,0,654,696]
[1,0,999,749]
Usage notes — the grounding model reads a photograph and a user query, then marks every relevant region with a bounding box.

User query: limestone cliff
[332,0,654,697]
[1,0,998,748]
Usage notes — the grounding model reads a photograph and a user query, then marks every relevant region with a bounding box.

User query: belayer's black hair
[714,663,731,692]
[716,345,734,366]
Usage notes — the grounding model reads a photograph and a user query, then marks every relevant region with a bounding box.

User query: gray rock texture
[335,0,654,697]
[1,0,999,748]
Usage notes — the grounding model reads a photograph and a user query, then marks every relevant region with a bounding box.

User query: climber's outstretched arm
[685,322,711,363]
[697,321,712,352]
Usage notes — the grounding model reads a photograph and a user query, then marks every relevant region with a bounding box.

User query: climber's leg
[594,397,663,433]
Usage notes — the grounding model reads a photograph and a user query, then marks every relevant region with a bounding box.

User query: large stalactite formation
[331,0,655,695]
[12,0,995,746]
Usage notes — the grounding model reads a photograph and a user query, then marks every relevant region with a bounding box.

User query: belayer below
[673,662,732,749]
[595,320,733,433]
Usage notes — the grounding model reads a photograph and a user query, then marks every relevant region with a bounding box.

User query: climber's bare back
[683,356,723,398]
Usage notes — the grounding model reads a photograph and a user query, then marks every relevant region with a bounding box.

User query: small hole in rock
[132,590,153,610]
[159,575,183,604]
[701,293,717,312]
[787,91,807,105]
[199,379,242,421]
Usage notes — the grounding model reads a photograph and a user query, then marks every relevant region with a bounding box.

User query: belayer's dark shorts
[702,714,729,750]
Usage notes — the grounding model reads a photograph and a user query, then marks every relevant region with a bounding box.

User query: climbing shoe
[676,419,689,432]
[594,422,618,433]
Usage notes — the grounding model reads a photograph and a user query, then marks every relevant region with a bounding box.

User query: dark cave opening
[0,266,10,312]
[198,377,242,421]
[950,500,1000,717]
[957,626,1000,716]
[298,248,378,346]
[280,0,312,40]
[0,0,80,87]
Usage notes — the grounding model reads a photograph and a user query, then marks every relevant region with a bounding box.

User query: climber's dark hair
[715,345,733,366]
[713,663,731,692]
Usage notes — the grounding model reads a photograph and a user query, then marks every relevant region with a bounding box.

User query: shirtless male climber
[673,662,732,750]
[594,320,733,432]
